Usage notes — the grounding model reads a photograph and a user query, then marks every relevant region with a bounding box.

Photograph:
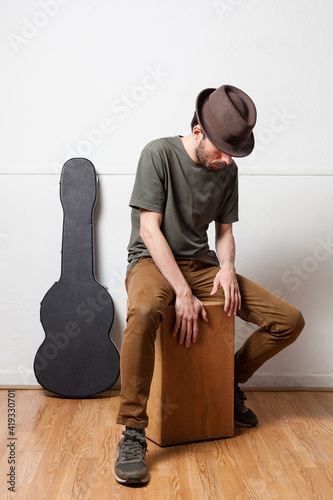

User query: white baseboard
[1,371,332,391]
[240,373,333,389]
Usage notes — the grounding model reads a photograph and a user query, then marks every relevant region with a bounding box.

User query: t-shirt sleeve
[129,147,166,213]
[214,170,239,224]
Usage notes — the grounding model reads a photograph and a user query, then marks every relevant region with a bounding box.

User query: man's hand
[171,289,208,348]
[210,265,241,316]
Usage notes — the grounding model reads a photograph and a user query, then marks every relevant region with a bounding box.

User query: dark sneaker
[234,384,258,427]
[115,427,148,484]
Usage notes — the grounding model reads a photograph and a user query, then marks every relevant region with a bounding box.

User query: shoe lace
[234,385,247,408]
[121,430,148,461]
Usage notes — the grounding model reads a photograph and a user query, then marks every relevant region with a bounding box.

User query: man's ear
[192,125,204,140]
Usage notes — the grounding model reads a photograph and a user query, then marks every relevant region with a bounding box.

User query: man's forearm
[140,225,190,296]
[216,230,236,269]
[212,225,241,315]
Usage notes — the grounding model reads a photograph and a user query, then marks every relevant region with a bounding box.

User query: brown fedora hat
[195,85,257,157]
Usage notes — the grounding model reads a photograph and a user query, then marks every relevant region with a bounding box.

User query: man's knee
[127,300,165,331]
[288,307,305,340]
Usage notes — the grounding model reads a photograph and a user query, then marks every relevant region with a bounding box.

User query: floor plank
[0,389,332,500]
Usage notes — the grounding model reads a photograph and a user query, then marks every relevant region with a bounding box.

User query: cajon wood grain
[146,303,234,446]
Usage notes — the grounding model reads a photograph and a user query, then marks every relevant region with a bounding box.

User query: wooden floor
[0,390,332,500]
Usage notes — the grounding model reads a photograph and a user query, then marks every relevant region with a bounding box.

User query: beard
[195,138,227,171]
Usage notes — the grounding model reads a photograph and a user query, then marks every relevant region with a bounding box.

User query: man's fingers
[223,280,242,316]
[191,317,199,343]
[178,329,185,345]
[210,281,218,296]
[229,283,235,315]
[231,283,241,315]
[173,297,208,347]
[233,287,238,315]
[178,319,187,345]
[201,305,208,322]
[171,318,180,337]
[224,290,231,315]
[185,319,193,347]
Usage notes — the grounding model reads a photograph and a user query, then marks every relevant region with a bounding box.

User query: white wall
[1,0,332,388]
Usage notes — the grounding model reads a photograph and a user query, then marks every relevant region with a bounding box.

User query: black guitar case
[34,158,120,398]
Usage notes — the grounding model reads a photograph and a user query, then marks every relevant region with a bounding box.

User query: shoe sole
[234,420,258,427]
[115,473,148,484]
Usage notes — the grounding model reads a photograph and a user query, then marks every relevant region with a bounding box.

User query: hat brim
[196,88,255,158]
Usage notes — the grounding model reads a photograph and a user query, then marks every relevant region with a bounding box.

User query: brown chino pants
[116,257,305,429]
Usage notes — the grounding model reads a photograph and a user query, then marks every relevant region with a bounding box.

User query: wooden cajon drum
[146,303,234,446]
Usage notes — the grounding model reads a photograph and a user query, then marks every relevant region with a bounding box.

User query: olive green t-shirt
[127,136,238,272]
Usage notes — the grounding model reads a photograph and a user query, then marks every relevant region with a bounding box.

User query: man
[114,85,305,485]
